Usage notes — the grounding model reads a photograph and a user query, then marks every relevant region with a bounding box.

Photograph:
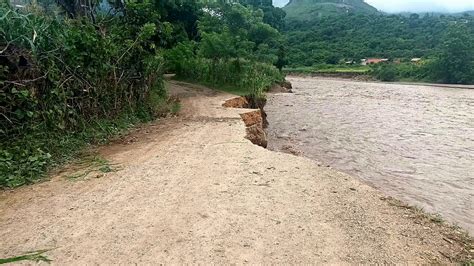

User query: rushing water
[266,77,474,234]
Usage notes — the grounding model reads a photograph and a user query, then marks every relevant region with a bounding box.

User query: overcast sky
[273,0,474,13]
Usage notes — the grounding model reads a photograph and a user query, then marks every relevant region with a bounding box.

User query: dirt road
[0,81,472,264]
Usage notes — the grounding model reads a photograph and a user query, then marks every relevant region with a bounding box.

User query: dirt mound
[222,96,249,108]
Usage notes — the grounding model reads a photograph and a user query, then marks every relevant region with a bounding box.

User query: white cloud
[365,0,474,13]
[273,0,474,12]
[273,0,288,7]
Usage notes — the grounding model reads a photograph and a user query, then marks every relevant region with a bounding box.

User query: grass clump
[0,250,51,264]
[65,154,119,180]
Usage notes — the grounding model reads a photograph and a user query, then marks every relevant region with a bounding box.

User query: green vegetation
[164,2,285,99]
[368,25,474,84]
[0,2,169,187]
[285,13,474,66]
[283,1,474,84]
[285,64,370,74]
[372,64,397,82]
[65,154,119,180]
[0,250,51,264]
[429,25,474,84]
[284,0,378,20]
[1,0,284,188]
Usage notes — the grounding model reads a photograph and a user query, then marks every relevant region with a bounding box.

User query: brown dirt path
[0,81,472,264]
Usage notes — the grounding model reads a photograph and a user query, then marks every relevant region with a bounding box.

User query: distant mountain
[283,0,379,20]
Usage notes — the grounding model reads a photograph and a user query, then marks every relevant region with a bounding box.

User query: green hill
[283,0,379,20]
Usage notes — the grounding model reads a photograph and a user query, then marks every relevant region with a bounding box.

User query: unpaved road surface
[0,81,472,264]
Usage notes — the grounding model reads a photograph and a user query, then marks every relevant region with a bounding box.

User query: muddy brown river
[266,77,474,234]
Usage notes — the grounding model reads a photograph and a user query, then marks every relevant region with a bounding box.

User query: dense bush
[371,64,398,82]
[0,5,166,187]
[165,2,284,98]
[177,57,283,98]
[428,25,474,84]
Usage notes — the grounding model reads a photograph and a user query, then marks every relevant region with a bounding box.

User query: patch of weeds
[170,102,181,114]
[99,165,114,173]
[430,214,444,224]
[0,250,51,264]
[462,260,474,266]
[384,196,473,262]
[65,154,119,180]
[66,170,95,180]
[0,110,148,188]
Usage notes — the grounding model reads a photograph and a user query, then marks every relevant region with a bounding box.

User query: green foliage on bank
[165,2,284,99]
[0,2,172,187]
[368,25,474,84]
[285,64,370,74]
[0,0,286,188]
[284,11,474,84]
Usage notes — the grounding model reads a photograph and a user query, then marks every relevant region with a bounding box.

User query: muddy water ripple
[266,77,474,234]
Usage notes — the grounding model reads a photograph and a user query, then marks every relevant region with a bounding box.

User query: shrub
[372,64,397,82]
[0,6,165,187]
[171,55,283,98]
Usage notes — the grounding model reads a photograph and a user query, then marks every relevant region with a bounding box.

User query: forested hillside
[285,13,474,65]
[0,0,285,187]
[282,0,474,84]
[283,0,379,20]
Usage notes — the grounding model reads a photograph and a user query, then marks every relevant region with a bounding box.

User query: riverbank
[287,73,474,89]
[0,81,472,263]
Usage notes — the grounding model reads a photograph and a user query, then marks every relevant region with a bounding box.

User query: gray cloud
[273,0,474,12]
[366,0,474,13]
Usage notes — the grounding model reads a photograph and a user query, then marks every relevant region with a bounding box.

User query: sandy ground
[0,81,472,264]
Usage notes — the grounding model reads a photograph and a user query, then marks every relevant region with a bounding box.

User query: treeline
[165,2,284,98]
[285,13,474,65]
[0,0,285,187]
[371,25,474,84]
[284,13,474,84]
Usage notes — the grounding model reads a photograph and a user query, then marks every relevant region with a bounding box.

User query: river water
[266,77,474,234]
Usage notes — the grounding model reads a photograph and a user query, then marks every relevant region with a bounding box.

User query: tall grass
[0,6,168,187]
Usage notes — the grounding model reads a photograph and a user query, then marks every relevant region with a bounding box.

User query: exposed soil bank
[0,81,472,264]
[223,96,268,148]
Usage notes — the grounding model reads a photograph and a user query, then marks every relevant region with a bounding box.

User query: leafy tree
[275,45,288,71]
[373,64,397,82]
[429,25,474,84]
